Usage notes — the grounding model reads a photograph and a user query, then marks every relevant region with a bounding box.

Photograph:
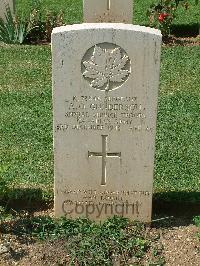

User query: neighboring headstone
[52,24,162,222]
[83,0,133,23]
[0,0,15,21]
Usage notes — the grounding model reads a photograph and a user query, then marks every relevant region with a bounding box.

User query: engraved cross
[88,135,121,186]
[107,0,111,10]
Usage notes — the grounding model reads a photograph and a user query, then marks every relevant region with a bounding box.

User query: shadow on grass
[152,191,200,227]
[0,187,53,213]
[171,23,199,37]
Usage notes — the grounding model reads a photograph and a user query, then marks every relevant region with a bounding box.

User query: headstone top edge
[52,23,162,37]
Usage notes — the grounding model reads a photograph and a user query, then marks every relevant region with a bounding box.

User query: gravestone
[0,0,15,21]
[83,0,133,23]
[52,23,162,222]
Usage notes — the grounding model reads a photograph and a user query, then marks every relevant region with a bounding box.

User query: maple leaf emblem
[82,45,130,91]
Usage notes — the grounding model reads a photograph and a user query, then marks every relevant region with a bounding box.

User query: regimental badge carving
[82,43,131,91]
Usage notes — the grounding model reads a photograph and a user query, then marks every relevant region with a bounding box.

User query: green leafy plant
[45,11,64,42]
[147,0,199,37]
[62,217,149,265]
[0,206,13,223]
[0,5,32,44]
[27,8,64,43]
[25,0,64,43]
[194,216,200,240]
[194,216,200,227]
[0,3,64,44]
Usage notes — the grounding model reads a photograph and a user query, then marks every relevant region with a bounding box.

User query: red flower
[158,13,169,23]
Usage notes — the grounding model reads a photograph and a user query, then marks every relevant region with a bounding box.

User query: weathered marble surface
[83,0,133,23]
[52,24,162,222]
[0,0,15,21]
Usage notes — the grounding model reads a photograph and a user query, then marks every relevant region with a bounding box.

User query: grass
[194,216,200,227]
[15,0,200,26]
[17,0,83,24]
[134,0,200,26]
[0,43,199,203]
[194,216,200,240]
[0,44,52,201]
[155,46,200,196]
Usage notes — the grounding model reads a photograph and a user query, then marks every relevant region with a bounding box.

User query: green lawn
[0,43,199,202]
[0,45,53,200]
[16,0,199,26]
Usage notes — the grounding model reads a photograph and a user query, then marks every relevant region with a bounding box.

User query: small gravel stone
[0,244,9,255]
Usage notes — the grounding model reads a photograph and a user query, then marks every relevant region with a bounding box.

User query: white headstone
[83,0,133,23]
[52,24,162,222]
[0,0,14,21]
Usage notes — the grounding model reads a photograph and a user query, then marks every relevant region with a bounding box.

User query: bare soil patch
[161,224,200,266]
